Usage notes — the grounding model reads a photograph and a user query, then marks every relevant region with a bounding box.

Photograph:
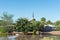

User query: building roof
[44,24,55,27]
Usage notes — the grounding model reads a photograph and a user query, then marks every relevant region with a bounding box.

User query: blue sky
[0,0,60,22]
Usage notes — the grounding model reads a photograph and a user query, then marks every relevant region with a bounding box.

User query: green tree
[30,19,41,34]
[0,12,13,25]
[40,17,46,25]
[16,18,30,34]
[46,20,52,24]
[55,21,60,26]
[41,17,46,22]
[55,25,60,31]
[0,12,14,33]
[39,17,46,31]
[0,20,6,26]
[54,21,60,31]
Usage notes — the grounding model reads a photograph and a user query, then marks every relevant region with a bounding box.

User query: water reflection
[0,37,7,40]
[0,35,60,40]
[14,35,60,40]
[8,36,17,40]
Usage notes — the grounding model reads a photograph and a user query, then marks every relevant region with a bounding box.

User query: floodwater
[0,35,60,40]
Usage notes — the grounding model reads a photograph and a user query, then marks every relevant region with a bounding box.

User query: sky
[0,0,60,22]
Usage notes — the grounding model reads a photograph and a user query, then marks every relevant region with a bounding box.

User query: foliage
[1,12,60,33]
[40,17,46,25]
[46,20,52,24]
[0,20,9,26]
[16,18,29,32]
[40,17,46,31]
[0,33,7,37]
[41,17,46,22]
[55,21,60,26]
[55,21,60,31]
[0,12,14,33]
[0,12,13,25]
[55,25,60,31]
[39,23,44,31]
[6,25,15,33]
[0,26,7,33]
[16,17,46,34]
[16,17,45,34]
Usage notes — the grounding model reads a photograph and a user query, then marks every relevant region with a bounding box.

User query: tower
[32,12,35,20]
[32,12,34,19]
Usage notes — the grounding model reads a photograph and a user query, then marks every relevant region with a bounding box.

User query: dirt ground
[42,31,60,35]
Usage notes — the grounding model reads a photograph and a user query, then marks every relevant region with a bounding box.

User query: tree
[40,17,46,25]
[39,17,46,32]
[46,20,52,24]
[16,18,41,34]
[31,21,38,30]
[54,21,60,31]
[41,17,46,22]
[0,20,8,26]
[55,25,60,31]
[16,18,30,34]
[55,21,60,26]
[0,12,13,25]
[0,12,14,33]
[30,19,41,34]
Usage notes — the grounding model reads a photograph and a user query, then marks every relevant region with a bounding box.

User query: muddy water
[0,35,60,40]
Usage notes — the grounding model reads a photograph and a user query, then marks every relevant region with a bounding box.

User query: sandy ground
[42,31,60,35]
[13,31,60,35]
